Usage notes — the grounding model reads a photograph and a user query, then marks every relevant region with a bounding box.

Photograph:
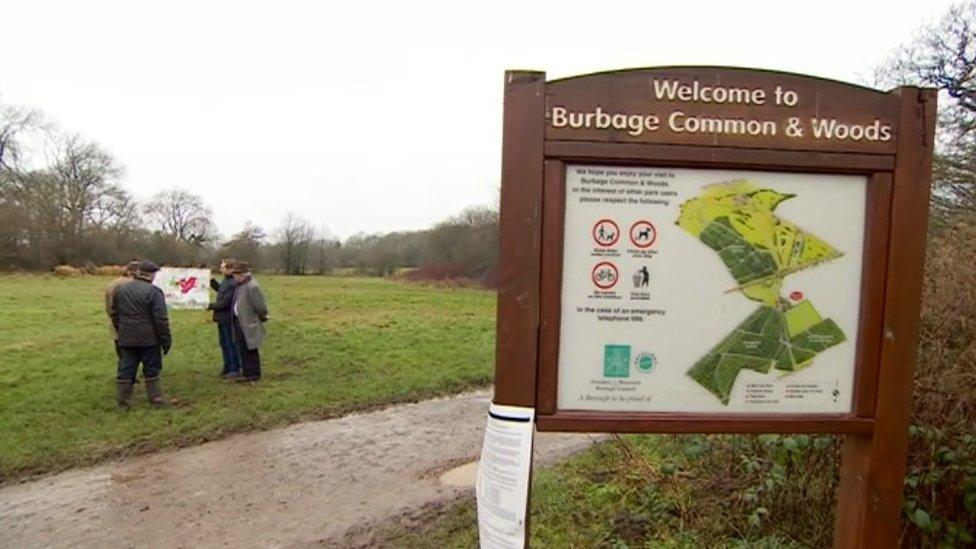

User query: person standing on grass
[111,259,172,408]
[104,259,139,364]
[230,261,268,382]
[207,258,241,379]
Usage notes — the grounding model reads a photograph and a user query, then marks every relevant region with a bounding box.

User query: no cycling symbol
[629,220,657,248]
[591,261,619,290]
[592,219,620,247]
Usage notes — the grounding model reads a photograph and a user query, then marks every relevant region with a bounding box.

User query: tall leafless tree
[275,212,315,275]
[0,99,40,173]
[312,226,341,274]
[1,132,130,263]
[144,188,215,245]
[220,221,268,267]
[878,1,976,219]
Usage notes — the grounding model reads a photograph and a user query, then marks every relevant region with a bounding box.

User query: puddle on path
[439,461,479,487]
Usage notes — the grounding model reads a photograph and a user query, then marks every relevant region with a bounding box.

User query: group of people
[104,258,270,409]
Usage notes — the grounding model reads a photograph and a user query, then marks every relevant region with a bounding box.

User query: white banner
[153,268,212,310]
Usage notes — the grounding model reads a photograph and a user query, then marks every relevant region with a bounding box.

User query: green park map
[677,181,847,404]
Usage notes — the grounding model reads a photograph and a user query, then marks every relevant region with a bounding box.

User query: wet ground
[0,390,597,548]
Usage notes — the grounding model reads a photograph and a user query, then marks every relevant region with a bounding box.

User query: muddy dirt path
[0,390,597,548]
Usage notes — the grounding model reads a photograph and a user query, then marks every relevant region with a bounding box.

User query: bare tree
[312,225,340,274]
[0,133,130,263]
[0,99,41,173]
[221,221,267,267]
[144,188,215,245]
[424,205,499,278]
[274,212,315,275]
[49,134,127,240]
[878,1,976,219]
[235,221,267,243]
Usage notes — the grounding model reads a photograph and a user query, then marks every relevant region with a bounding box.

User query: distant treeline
[223,207,498,282]
[0,99,498,282]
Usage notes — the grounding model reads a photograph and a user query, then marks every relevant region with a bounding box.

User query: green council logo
[603,344,630,378]
[634,352,656,373]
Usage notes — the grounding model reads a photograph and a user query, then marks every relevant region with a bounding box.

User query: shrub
[52,265,83,278]
[902,216,976,546]
[405,263,469,282]
[600,214,976,546]
[94,265,126,277]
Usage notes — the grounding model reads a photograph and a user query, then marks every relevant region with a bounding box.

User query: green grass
[378,437,808,548]
[0,274,495,482]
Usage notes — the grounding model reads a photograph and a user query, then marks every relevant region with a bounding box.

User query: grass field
[0,274,495,482]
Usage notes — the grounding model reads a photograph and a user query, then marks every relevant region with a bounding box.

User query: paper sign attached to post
[476,403,535,549]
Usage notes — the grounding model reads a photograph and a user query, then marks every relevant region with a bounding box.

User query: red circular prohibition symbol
[591,261,619,290]
[629,220,658,248]
[592,219,620,247]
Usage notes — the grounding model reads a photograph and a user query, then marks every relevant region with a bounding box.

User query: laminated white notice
[476,403,535,549]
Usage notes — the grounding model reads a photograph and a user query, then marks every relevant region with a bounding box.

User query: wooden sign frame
[493,67,936,548]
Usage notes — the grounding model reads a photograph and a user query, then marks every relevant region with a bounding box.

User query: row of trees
[216,207,497,280]
[0,113,213,269]
[0,104,498,279]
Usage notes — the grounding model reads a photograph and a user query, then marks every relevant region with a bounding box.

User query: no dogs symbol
[629,220,657,248]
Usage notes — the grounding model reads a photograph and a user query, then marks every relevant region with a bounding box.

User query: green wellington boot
[145,376,168,407]
[116,379,133,410]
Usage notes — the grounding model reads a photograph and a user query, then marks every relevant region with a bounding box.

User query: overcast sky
[0,0,957,239]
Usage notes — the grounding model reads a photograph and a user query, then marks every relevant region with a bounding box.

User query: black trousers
[233,320,261,379]
[118,346,162,382]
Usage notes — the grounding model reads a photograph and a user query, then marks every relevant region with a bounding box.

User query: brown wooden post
[491,69,546,547]
[833,86,937,548]
[494,70,546,408]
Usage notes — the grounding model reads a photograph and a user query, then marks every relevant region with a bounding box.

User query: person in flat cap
[110,259,172,408]
[230,261,269,382]
[104,259,140,365]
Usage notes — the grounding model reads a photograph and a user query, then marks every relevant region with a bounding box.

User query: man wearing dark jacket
[105,259,139,362]
[208,259,240,378]
[111,260,172,408]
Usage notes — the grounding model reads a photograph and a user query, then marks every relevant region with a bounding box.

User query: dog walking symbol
[629,220,657,248]
[592,219,620,247]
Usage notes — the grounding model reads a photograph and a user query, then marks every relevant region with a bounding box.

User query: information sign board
[557,165,866,414]
[487,67,935,548]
